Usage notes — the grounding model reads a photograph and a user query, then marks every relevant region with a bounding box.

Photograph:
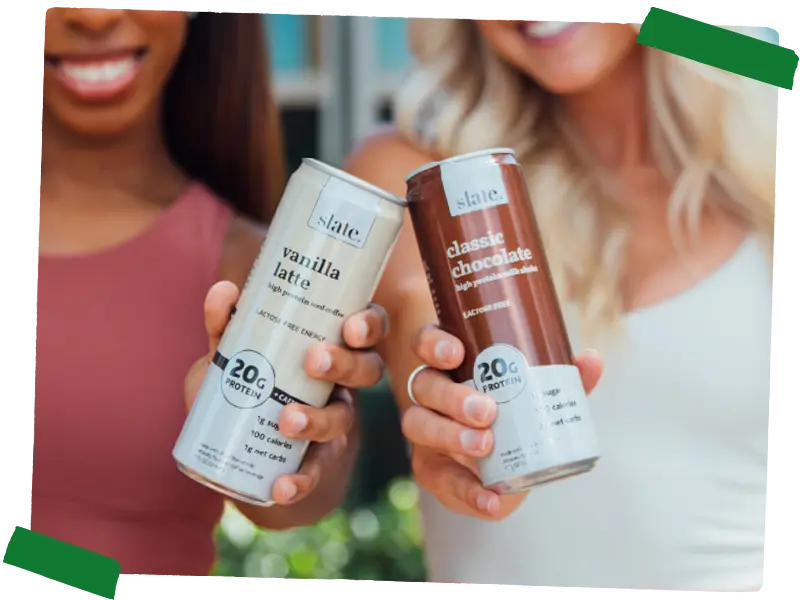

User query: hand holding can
[403,324,603,519]
[403,149,605,518]
[184,281,389,505]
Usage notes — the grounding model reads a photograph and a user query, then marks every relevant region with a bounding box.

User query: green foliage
[212,478,426,582]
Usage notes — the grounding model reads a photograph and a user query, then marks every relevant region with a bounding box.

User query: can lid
[302,158,408,207]
[404,148,517,182]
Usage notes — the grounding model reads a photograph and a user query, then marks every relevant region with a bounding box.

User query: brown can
[405,148,600,494]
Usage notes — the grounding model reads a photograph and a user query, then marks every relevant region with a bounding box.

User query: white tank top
[418,236,771,591]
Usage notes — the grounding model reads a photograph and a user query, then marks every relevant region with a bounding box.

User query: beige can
[173,159,406,506]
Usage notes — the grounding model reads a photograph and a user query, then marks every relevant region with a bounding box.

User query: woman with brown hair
[35,10,386,575]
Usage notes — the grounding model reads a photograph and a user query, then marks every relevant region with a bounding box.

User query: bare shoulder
[219,214,266,290]
[345,129,438,304]
[344,128,437,197]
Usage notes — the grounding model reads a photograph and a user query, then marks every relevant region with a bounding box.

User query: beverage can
[173,159,406,506]
[406,148,601,493]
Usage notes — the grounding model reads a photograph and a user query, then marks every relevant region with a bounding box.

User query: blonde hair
[395,20,776,343]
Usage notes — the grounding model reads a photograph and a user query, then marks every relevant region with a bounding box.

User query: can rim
[302,158,408,207]
[404,148,517,183]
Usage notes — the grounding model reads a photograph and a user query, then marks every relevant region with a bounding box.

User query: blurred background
[212,14,779,582]
[267,14,411,171]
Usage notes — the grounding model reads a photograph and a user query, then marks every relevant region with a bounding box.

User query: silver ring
[407,365,431,406]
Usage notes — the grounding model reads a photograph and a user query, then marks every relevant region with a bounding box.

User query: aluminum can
[174,159,407,505]
[405,149,600,493]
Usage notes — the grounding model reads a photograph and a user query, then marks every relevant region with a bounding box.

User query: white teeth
[61,58,135,85]
[525,21,575,39]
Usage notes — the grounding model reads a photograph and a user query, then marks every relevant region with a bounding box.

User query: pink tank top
[33,183,233,575]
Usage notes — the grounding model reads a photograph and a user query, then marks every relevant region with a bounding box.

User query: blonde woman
[345,20,775,590]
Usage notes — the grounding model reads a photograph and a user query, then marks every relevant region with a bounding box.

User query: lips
[44,48,146,101]
[518,21,581,45]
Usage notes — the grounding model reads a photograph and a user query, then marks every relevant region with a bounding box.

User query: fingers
[412,323,604,398]
[278,389,355,443]
[410,367,497,428]
[304,342,384,388]
[203,281,240,356]
[271,390,355,504]
[270,435,348,505]
[574,348,603,395]
[402,405,493,458]
[412,448,501,518]
[303,305,388,388]
[413,449,530,521]
[412,324,465,370]
[342,304,389,350]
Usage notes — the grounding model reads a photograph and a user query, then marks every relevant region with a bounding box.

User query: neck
[40,109,184,207]
[560,45,651,170]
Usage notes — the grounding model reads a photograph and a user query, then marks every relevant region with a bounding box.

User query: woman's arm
[343,131,439,418]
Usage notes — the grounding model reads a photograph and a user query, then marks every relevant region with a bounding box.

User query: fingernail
[285,411,308,435]
[316,349,332,374]
[460,429,489,453]
[280,480,298,503]
[435,340,454,363]
[356,319,369,345]
[464,395,494,423]
[486,495,500,515]
[476,493,492,512]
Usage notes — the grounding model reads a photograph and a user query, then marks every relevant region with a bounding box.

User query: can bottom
[486,457,599,495]
[176,462,275,508]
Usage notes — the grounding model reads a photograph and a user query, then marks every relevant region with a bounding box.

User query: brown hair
[162,13,286,223]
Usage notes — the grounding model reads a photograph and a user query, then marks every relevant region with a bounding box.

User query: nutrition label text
[243,415,293,464]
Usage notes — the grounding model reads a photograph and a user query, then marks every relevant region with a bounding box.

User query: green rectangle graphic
[4,527,121,598]
[638,8,798,89]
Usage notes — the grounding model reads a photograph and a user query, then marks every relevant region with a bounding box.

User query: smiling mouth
[517,21,580,45]
[44,48,147,101]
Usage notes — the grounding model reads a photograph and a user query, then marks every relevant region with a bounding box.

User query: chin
[44,104,151,138]
[72,119,140,138]
[43,80,157,139]
[524,65,617,96]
